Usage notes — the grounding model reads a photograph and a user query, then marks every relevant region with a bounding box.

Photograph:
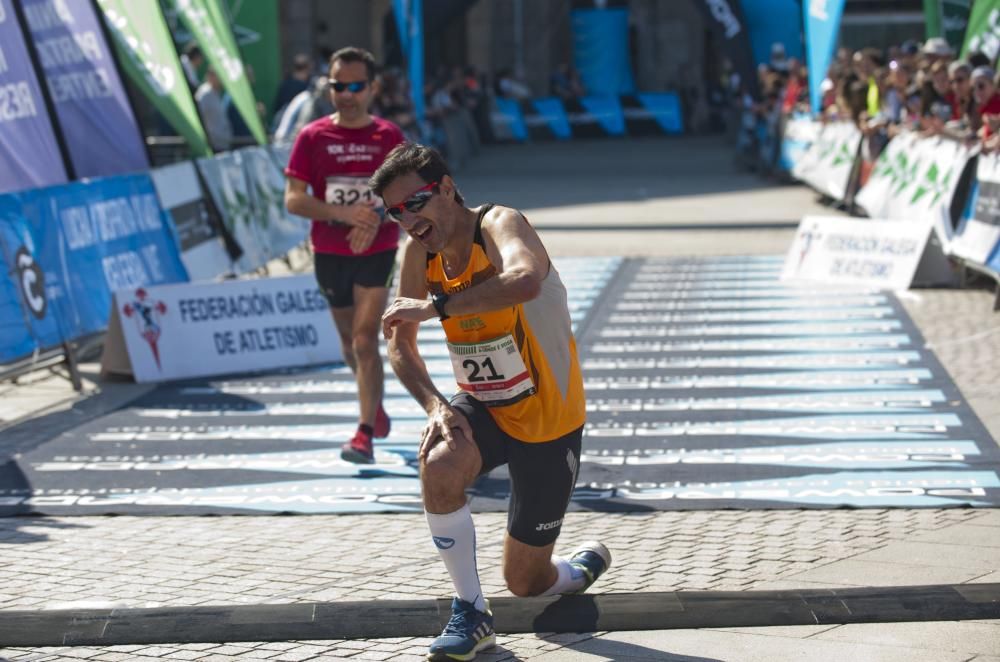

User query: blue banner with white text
[21,0,148,179]
[0,0,68,195]
[805,0,846,113]
[0,175,189,364]
[571,8,635,97]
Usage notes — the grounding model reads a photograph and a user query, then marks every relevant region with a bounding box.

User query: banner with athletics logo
[791,120,861,202]
[96,0,211,157]
[20,0,148,179]
[102,274,341,383]
[855,132,974,247]
[0,0,68,194]
[167,0,266,145]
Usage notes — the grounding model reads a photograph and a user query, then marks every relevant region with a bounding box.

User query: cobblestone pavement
[0,508,991,661]
[2,137,999,661]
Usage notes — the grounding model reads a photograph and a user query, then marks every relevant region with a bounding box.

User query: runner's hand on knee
[419,402,475,461]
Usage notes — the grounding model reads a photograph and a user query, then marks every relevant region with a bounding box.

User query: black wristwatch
[432,293,450,321]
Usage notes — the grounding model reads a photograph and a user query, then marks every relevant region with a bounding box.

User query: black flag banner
[694,0,760,97]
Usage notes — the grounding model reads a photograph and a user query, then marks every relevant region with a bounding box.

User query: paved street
[1,136,999,660]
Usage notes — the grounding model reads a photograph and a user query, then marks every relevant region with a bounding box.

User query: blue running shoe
[568,541,612,594]
[427,597,495,661]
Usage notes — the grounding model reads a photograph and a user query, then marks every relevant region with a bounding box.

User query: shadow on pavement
[0,460,87,543]
[544,634,722,661]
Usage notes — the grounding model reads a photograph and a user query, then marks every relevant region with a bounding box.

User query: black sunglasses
[330,80,368,93]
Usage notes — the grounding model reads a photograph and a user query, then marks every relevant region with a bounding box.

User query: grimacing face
[382,173,457,253]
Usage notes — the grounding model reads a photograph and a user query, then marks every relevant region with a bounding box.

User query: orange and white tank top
[425,204,586,443]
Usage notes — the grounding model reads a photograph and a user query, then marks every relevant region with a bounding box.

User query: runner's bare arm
[442,206,549,316]
[385,238,447,413]
[284,176,379,229]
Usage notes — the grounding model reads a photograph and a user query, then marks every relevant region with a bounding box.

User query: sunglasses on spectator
[386,181,439,221]
[330,80,368,93]
[951,77,968,84]
[975,81,992,90]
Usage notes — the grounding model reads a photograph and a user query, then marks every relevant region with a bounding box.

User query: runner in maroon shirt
[285,47,406,464]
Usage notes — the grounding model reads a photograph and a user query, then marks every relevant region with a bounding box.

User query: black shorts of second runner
[449,392,582,547]
[314,249,397,309]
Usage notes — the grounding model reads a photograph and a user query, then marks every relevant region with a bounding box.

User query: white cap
[922,37,954,57]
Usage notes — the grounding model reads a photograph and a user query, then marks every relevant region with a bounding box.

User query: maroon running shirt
[286,115,406,256]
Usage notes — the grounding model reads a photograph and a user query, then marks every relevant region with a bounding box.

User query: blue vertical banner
[21,0,148,179]
[392,0,423,128]
[804,0,846,114]
[0,0,68,195]
[742,0,805,67]
[392,0,409,54]
[571,8,636,96]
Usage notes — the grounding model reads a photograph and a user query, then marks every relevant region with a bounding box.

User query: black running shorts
[314,249,397,309]
[449,392,583,547]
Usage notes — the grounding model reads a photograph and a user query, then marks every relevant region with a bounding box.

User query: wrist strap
[432,293,450,321]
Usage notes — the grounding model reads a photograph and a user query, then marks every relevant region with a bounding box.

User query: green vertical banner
[96,0,211,157]
[169,0,267,145]
[942,0,972,51]
[225,0,281,126]
[962,0,1000,60]
[924,0,943,38]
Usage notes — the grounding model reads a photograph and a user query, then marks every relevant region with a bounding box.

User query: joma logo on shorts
[535,518,563,531]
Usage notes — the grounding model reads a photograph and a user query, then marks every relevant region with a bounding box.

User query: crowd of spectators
[271,53,592,169]
[740,35,1000,168]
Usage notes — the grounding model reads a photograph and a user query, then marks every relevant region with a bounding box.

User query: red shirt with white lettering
[285,115,406,256]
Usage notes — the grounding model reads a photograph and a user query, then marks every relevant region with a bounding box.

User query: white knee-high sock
[540,556,587,596]
[426,505,486,612]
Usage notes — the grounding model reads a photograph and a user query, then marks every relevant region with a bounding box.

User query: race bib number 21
[448,333,536,407]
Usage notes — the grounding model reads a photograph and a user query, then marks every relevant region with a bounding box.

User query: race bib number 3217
[325,176,380,208]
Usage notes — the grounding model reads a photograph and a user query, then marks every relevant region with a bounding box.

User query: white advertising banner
[951,152,1000,265]
[781,215,950,291]
[791,121,862,202]
[855,132,975,248]
[197,151,270,274]
[151,161,233,282]
[241,147,309,259]
[102,275,342,383]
